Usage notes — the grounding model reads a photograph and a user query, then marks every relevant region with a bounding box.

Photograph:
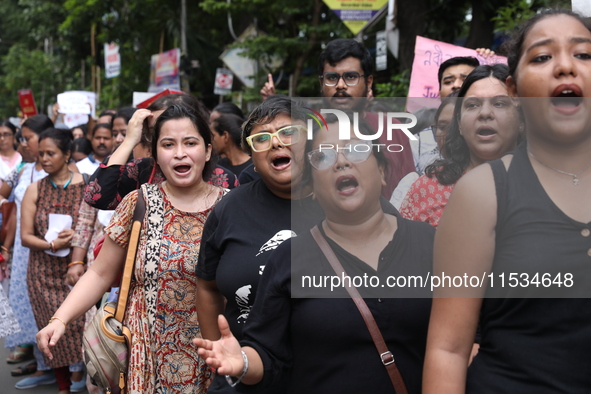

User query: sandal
[11,361,37,376]
[6,346,34,364]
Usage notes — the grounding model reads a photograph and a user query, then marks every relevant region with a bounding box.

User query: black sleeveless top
[466,143,591,393]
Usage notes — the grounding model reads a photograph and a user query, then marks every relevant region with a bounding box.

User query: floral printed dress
[399,174,457,228]
[105,183,223,393]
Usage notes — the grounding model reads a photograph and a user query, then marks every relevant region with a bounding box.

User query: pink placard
[407,36,507,112]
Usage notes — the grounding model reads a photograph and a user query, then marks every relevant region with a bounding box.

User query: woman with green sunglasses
[194,113,435,393]
[195,95,324,394]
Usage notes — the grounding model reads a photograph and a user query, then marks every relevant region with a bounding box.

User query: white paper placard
[44,213,73,257]
[573,0,591,17]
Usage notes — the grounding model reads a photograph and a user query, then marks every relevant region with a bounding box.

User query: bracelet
[49,316,67,331]
[225,350,249,388]
[1,245,9,253]
[49,241,56,253]
[68,261,85,268]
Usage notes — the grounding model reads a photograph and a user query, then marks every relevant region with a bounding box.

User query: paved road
[0,338,59,394]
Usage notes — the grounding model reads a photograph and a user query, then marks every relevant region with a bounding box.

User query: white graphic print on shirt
[255,230,296,256]
[235,230,296,323]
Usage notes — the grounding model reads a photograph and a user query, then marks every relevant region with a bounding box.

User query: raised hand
[260,74,276,101]
[125,109,152,148]
[475,48,495,59]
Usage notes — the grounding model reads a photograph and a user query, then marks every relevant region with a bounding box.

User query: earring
[253,166,257,172]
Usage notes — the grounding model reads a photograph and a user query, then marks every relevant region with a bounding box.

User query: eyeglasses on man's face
[307,141,373,170]
[321,71,365,87]
[246,125,305,152]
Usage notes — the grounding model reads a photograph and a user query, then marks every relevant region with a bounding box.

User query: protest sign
[407,36,507,112]
[18,89,38,117]
[214,68,233,96]
[148,48,181,92]
[57,91,96,128]
[104,42,121,78]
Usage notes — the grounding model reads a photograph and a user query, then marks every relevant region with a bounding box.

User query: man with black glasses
[317,39,415,197]
[261,38,415,197]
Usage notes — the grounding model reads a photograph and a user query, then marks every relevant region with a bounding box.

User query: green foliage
[200,0,351,97]
[375,70,410,98]
[492,0,536,32]
[0,0,575,118]
[0,43,61,116]
[493,0,572,33]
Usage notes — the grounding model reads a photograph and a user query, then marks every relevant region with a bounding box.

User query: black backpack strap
[488,158,509,233]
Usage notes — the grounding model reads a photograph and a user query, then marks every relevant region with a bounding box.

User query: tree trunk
[465,0,507,49]
[397,0,431,70]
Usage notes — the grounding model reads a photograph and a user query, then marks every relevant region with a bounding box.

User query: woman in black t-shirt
[423,9,591,393]
[194,114,434,393]
[195,96,322,393]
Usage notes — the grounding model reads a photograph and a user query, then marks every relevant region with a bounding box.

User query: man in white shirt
[75,123,114,175]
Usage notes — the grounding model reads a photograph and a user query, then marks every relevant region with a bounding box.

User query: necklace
[527,149,591,186]
[49,171,73,189]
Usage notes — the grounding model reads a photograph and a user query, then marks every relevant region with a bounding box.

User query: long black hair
[425,64,511,185]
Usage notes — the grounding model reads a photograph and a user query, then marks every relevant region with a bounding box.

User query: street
[0,338,60,394]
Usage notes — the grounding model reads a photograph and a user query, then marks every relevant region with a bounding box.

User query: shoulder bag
[83,189,146,394]
[310,225,409,394]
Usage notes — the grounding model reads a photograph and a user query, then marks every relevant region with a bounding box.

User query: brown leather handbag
[83,189,146,394]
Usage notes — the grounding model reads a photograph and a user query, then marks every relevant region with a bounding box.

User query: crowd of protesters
[0,7,588,394]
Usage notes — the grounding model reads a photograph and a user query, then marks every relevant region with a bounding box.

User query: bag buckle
[381,351,394,366]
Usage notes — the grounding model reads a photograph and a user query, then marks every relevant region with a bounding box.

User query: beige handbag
[83,189,145,394]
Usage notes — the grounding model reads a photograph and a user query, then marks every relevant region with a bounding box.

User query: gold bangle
[68,261,85,268]
[1,246,9,253]
[49,316,67,330]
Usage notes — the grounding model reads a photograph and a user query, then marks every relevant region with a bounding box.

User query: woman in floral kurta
[38,104,225,394]
[105,183,221,392]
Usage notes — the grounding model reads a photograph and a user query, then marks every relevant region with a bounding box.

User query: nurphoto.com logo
[304,108,418,153]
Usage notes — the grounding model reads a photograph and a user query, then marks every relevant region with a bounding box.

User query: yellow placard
[323,0,389,35]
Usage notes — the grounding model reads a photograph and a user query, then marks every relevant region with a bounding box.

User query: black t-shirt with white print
[196,178,321,340]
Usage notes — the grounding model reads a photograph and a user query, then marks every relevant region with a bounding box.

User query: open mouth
[477,128,497,137]
[551,86,583,108]
[174,165,191,174]
[551,91,582,107]
[336,175,359,194]
[271,156,291,170]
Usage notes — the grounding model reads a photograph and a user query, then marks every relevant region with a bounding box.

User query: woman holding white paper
[21,128,87,394]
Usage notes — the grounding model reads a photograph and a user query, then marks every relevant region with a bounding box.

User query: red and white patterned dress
[399,174,456,228]
[105,183,223,393]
